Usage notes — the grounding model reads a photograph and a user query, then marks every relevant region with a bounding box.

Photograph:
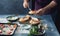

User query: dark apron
[54,2,60,33]
[32,0,60,33]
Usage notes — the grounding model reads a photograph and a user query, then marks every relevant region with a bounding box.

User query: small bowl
[6,16,19,22]
[31,30,46,36]
[31,33,45,36]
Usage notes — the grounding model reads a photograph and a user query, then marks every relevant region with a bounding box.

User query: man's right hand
[23,1,29,8]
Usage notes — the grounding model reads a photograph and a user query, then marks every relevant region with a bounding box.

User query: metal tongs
[27,6,32,15]
[28,6,32,11]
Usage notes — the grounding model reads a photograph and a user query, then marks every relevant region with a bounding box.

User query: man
[23,0,60,33]
[23,0,57,15]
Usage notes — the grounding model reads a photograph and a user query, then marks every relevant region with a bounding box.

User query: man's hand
[36,8,45,15]
[23,1,29,8]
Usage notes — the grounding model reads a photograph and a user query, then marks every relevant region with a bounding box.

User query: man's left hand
[36,8,46,15]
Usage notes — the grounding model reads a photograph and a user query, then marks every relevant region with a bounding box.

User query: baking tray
[0,23,18,36]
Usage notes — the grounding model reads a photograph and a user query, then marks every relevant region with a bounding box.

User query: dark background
[0,0,32,15]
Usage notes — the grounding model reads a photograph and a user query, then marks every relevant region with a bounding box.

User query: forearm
[24,0,30,2]
[43,1,57,11]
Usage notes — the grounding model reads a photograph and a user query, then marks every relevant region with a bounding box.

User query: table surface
[0,15,60,36]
